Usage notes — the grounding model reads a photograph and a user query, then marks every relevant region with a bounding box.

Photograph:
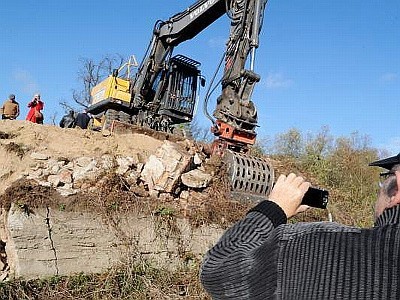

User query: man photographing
[26,93,44,124]
[201,153,400,299]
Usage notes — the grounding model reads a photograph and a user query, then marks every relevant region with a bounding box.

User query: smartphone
[301,187,329,209]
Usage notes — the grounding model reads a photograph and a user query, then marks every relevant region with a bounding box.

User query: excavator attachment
[223,150,274,203]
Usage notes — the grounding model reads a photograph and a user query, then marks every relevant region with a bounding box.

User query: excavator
[87,0,275,201]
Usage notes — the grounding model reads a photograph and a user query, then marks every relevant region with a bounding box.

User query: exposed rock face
[1,203,222,280]
[0,121,223,280]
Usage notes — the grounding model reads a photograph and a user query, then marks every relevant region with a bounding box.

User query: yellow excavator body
[90,75,132,105]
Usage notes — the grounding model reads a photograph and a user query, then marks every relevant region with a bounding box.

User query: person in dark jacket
[59,110,75,128]
[74,110,91,129]
[201,153,400,299]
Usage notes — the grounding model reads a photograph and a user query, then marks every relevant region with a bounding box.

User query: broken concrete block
[49,164,60,175]
[46,159,61,175]
[180,190,190,200]
[101,155,116,170]
[141,141,191,193]
[141,155,165,190]
[58,170,73,184]
[27,169,43,179]
[56,185,78,196]
[193,153,203,165]
[181,169,212,188]
[73,159,98,181]
[38,181,52,188]
[75,157,94,168]
[116,156,135,175]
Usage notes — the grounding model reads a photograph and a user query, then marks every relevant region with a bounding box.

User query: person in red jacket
[26,94,44,124]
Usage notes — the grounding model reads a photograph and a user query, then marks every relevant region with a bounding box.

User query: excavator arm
[133,0,268,153]
[213,0,267,151]
[131,0,226,108]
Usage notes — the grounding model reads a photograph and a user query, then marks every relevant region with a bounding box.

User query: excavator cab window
[158,55,201,123]
[200,76,206,87]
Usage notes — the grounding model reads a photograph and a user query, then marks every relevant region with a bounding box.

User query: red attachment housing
[211,120,257,156]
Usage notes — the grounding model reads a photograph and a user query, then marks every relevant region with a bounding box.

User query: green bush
[270,127,381,227]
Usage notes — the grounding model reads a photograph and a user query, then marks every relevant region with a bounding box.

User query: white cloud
[379,72,398,83]
[264,72,293,89]
[12,69,39,94]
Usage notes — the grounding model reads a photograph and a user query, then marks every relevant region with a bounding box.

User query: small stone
[30,152,49,160]
[180,190,190,200]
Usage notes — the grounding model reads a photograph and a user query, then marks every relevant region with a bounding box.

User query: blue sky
[1,1,399,155]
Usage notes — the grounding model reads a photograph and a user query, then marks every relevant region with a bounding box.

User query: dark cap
[8,94,15,100]
[369,153,400,170]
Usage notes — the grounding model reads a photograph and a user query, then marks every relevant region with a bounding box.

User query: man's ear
[392,171,400,205]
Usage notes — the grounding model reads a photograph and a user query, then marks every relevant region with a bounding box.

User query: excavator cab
[157,55,202,124]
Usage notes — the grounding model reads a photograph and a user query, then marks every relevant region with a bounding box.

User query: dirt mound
[0,120,163,193]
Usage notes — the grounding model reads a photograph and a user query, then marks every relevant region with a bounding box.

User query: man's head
[370,154,400,219]
[34,94,41,100]
[8,94,15,101]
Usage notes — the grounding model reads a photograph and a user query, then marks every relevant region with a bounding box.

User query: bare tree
[48,111,58,126]
[190,117,213,142]
[59,54,125,113]
[273,128,304,158]
[58,98,75,113]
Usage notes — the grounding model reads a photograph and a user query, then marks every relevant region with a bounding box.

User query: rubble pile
[0,121,216,199]
[24,140,213,198]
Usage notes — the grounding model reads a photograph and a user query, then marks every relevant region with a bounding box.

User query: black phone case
[301,187,329,209]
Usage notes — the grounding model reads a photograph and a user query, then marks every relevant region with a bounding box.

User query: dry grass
[0,260,210,300]
[0,131,17,140]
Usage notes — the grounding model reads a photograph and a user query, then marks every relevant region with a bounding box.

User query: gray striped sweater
[200,201,400,299]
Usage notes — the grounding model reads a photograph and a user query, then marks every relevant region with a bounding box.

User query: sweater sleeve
[200,200,287,299]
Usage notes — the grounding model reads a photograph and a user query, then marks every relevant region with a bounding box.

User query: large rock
[181,169,212,188]
[140,141,191,192]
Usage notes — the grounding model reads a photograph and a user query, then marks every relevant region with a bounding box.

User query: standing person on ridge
[0,94,20,120]
[26,94,44,124]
